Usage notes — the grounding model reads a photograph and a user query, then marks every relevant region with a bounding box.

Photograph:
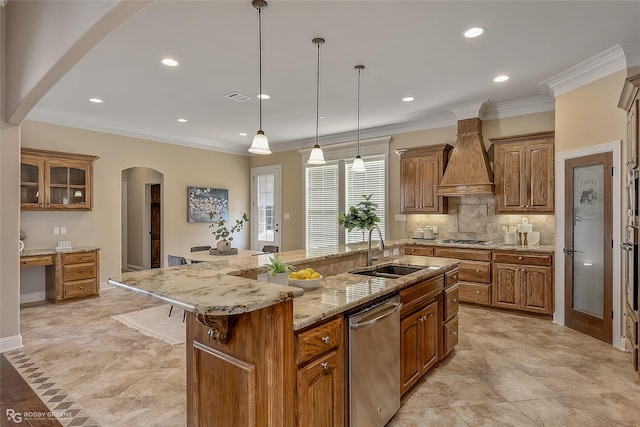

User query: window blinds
[305,164,339,249]
[345,159,386,244]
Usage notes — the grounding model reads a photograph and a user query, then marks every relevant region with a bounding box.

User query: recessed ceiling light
[257,93,270,100]
[320,116,326,119]
[239,132,247,136]
[463,27,485,38]
[89,98,103,103]
[494,75,509,83]
[402,97,415,102]
[177,118,188,123]
[162,58,179,67]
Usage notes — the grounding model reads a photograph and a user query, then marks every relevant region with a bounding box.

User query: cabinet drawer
[63,263,96,281]
[435,247,491,262]
[297,316,342,365]
[493,251,552,266]
[62,251,97,264]
[443,316,458,357]
[444,285,459,322]
[626,307,638,347]
[404,245,434,256]
[20,255,54,268]
[64,279,97,299]
[459,261,491,283]
[401,276,444,316]
[458,283,491,305]
[445,269,459,287]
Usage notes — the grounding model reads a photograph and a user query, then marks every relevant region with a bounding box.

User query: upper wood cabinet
[619,73,640,171]
[491,132,555,214]
[21,148,98,211]
[399,144,452,214]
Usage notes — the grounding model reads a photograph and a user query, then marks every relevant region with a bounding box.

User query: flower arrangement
[338,194,380,231]
[209,211,249,247]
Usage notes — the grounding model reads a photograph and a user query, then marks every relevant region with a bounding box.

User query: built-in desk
[20,247,100,303]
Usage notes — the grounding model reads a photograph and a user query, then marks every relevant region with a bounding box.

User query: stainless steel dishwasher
[349,295,402,427]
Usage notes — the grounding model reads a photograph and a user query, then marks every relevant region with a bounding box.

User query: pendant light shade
[248,0,271,155]
[307,37,326,165]
[351,64,366,172]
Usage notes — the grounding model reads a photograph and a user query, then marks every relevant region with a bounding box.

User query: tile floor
[9,286,640,426]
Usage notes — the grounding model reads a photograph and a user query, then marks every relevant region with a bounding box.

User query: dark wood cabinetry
[435,247,492,307]
[21,148,98,211]
[441,269,459,359]
[619,73,640,170]
[492,251,553,315]
[492,132,555,214]
[400,145,451,214]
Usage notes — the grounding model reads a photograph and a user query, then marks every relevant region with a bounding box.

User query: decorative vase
[267,272,289,285]
[217,240,232,251]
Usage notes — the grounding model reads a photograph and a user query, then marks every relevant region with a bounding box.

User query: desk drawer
[493,252,552,266]
[63,263,96,281]
[459,261,491,283]
[62,251,97,265]
[459,283,491,305]
[20,255,54,268]
[444,284,459,322]
[64,279,97,299]
[297,316,342,365]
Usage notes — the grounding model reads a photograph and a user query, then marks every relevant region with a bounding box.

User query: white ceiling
[28,1,640,155]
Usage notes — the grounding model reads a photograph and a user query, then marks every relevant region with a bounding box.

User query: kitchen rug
[111,304,186,345]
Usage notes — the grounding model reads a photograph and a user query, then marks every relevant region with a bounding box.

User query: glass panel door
[251,165,281,251]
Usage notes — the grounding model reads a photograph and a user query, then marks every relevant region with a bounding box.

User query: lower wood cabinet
[50,249,99,303]
[295,316,344,426]
[400,300,439,396]
[492,252,553,315]
[441,269,459,359]
[625,304,639,372]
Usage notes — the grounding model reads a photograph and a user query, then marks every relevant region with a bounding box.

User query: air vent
[225,92,252,102]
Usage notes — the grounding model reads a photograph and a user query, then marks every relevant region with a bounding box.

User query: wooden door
[400,310,421,395]
[521,266,553,314]
[150,184,161,269]
[297,349,343,427]
[492,263,520,310]
[400,156,422,213]
[565,152,613,343]
[495,143,526,212]
[526,140,555,212]
[419,301,439,375]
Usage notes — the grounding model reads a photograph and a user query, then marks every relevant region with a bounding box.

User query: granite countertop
[20,246,99,257]
[407,238,555,253]
[107,240,459,329]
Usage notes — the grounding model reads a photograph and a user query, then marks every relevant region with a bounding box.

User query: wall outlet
[284,213,290,220]
[395,214,407,222]
[392,248,399,256]
[60,227,67,235]
[383,250,390,258]
[432,226,438,234]
[53,227,60,235]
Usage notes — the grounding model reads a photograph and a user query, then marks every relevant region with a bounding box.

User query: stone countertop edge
[407,239,555,253]
[21,246,99,257]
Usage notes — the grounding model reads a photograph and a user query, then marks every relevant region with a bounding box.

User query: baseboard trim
[127,264,143,271]
[0,335,23,353]
[20,291,47,305]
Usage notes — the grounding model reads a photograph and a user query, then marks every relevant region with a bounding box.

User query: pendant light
[248,0,271,155]
[352,65,366,172]
[307,37,326,165]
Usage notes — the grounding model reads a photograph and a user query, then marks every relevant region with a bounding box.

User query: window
[345,159,386,244]
[305,163,339,249]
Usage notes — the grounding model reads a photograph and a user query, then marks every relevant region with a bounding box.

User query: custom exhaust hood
[437,103,494,196]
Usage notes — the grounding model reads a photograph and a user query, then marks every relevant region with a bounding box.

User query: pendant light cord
[357,67,361,156]
[258,5,263,131]
[315,41,321,146]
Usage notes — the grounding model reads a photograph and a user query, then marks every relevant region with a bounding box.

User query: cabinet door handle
[476,290,481,294]
[475,269,480,272]
[518,256,523,260]
[452,298,457,302]
[321,362,329,371]
[79,286,84,290]
[321,336,330,344]
[78,269,83,273]
[451,331,457,336]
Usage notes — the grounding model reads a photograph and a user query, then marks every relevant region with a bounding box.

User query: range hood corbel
[437,106,494,196]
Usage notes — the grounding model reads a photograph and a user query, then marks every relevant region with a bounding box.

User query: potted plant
[338,194,381,240]
[209,211,249,251]
[263,255,295,285]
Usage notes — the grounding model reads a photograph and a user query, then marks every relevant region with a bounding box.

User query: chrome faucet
[367,224,385,266]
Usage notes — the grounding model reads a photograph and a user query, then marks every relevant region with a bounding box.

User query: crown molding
[622,42,640,70]
[539,45,626,97]
[483,96,555,120]
[26,107,248,155]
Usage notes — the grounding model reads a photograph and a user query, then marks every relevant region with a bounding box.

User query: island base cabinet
[186,301,296,427]
[400,300,439,396]
[297,348,343,427]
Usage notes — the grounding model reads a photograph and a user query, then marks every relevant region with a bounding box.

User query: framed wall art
[187,187,229,222]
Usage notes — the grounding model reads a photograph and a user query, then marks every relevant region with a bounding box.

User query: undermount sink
[350,264,425,279]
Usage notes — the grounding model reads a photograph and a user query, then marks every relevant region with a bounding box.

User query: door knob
[562,248,574,254]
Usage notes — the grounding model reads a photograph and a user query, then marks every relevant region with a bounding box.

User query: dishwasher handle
[350,302,402,331]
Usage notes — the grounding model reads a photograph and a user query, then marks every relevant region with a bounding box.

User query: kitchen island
[108,241,460,426]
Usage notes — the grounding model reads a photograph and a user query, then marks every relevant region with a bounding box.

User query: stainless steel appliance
[349,295,401,427]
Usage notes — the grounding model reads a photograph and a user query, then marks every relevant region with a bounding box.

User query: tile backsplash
[405,195,555,245]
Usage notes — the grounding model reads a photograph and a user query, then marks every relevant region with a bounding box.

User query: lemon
[311,272,321,279]
[305,267,315,274]
[298,270,311,280]
[289,272,297,279]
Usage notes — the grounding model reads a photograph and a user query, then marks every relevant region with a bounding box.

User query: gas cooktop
[441,239,493,246]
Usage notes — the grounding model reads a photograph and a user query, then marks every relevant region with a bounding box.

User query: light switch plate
[383,250,390,257]
[393,248,399,256]
[284,213,290,219]
[54,227,60,235]
[60,227,67,235]
[394,214,407,222]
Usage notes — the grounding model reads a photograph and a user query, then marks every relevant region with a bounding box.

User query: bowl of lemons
[288,268,322,290]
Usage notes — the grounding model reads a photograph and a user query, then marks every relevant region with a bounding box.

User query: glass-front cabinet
[20,148,98,211]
